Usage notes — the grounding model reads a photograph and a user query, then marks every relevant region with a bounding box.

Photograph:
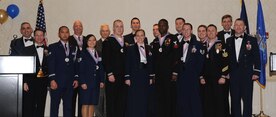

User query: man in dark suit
[95,24,110,117]
[9,22,37,117]
[176,23,205,117]
[124,17,148,47]
[102,19,127,117]
[22,29,49,117]
[68,20,85,117]
[48,26,79,117]
[10,22,34,56]
[226,19,261,117]
[151,19,178,117]
[201,24,230,117]
[217,14,235,45]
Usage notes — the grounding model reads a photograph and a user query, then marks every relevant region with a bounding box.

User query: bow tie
[235,35,244,39]
[36,45,44,48]
[176,33,182,36]
[224,31,231,35]
[183,40,190,44]
[24,38,32,42]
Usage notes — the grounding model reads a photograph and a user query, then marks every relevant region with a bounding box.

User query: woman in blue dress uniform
[124,29,154,117]
[79,34,105,117]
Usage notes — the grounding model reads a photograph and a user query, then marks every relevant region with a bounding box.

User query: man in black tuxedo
[95,24,110,117]
[217,14,235,45]
[9,22,36,117]
[69,20,85,117]
[124,17,148,47]
[10,22,34,56]
[151,19,178,117]
[102,19,127,117]
[24,29,49,117]
[226,18,261,117]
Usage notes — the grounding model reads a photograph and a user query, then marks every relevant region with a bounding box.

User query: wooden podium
[0,56,36,117]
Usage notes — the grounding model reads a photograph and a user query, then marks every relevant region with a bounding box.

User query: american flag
[36,0,46,30]
[35,0,47,44]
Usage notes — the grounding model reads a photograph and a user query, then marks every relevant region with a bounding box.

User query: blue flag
[256,0,267,89]
[240,0,250,34]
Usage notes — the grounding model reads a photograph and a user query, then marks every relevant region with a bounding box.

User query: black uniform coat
[124,44,153,117]
[175,36,205,117]
[102,36,127,117]
[151,33,178,117]
[226,33,261,117]
[79,48,104,105]
[202,39,230,117]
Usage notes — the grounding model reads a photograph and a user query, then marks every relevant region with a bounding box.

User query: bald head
[73,20,83,36]
[100,24,110,39]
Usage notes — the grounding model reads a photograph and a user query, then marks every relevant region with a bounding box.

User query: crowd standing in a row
[9,14,261,117]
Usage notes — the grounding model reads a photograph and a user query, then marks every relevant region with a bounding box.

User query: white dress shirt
[235,37,243,62]
[35,43,44,65]
[138,44,147,64]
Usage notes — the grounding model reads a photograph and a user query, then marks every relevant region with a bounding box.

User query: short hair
[184,23,193,30]
[207,24,217,30]
[59,26,69,32]
[221,14,232,22]
[175,17,185,23]
[113,19,123,27]
[100,24,110,30]
[197,24,207,31]
[153,24,158,27]
[131,17,140,24]
[159,19,168,24]
[21,22,31,29]
[134,29,145,36]
[235,18,245,24]
[34,28,46,36]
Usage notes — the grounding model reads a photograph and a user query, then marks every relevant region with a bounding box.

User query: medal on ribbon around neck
[37,67,45,78]
[120,48,124,53]
[159,48,162,52]
[65,57,70,62]
[96,65,99,70]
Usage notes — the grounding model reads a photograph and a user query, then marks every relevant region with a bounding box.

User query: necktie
[64,43,69,56]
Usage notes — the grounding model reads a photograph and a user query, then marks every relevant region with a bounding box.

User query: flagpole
[254,87,269,117]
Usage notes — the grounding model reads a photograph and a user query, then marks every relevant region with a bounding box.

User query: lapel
[58,41,67,57]
[134,44,141,63]
[185,38,194,62]
[85,49,97,64]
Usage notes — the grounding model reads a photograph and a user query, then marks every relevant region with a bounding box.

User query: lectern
[0,56,36,117]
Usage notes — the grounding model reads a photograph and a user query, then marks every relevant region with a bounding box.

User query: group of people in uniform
[9,14,261,117]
